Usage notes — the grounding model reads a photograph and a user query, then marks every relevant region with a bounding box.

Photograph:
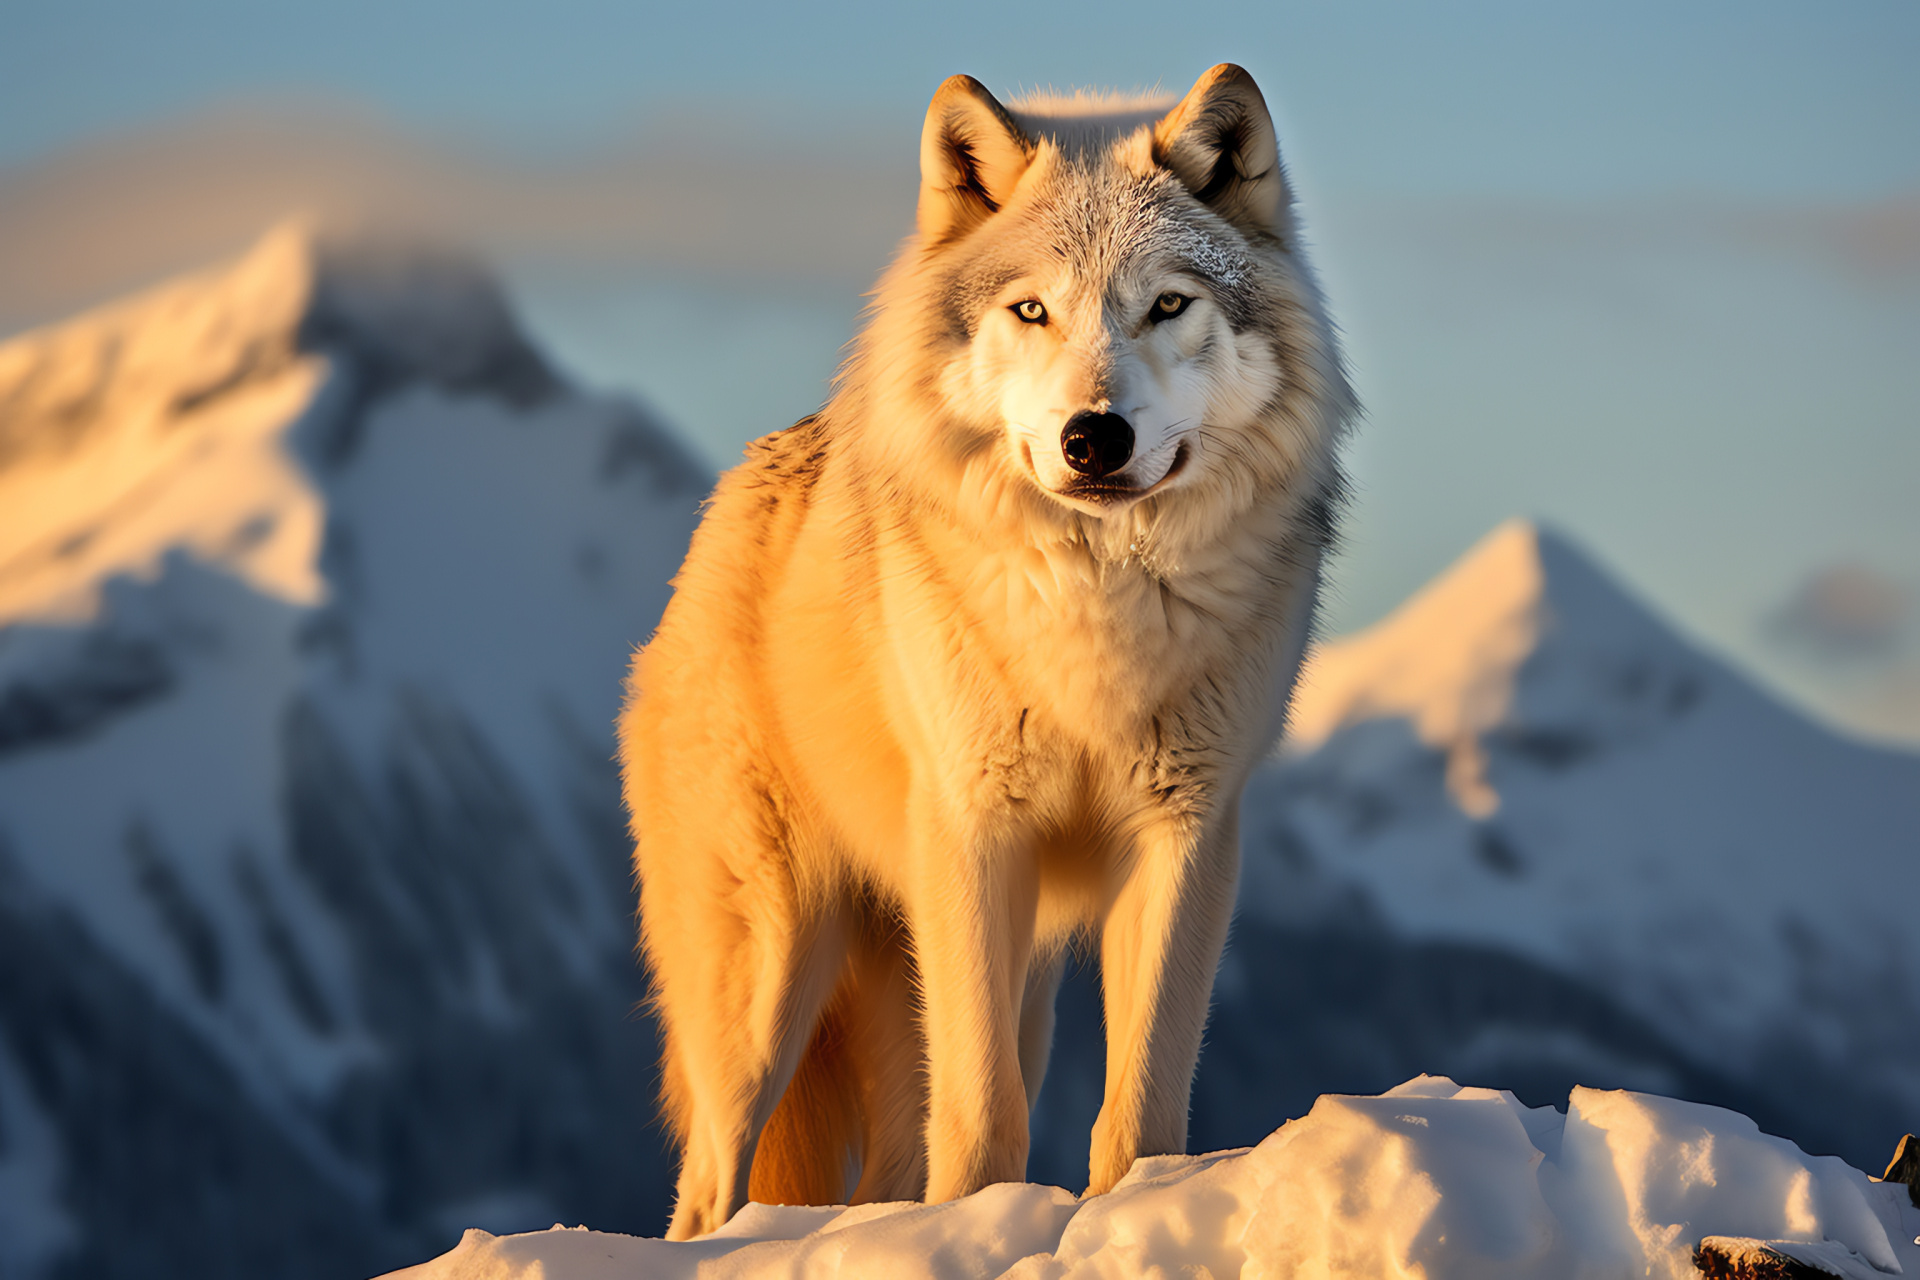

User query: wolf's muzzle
[1061,411,1134,479]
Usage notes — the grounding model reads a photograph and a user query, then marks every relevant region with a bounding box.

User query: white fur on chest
[927,521,1293,751]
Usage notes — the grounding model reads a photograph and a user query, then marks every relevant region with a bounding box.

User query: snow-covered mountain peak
[1259,519,1920,1123]
[296,226,558,411]
[0,222,560,627]
[0,231,714,1272]
[1290,519,1701,817]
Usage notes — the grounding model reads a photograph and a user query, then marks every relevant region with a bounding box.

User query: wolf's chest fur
[766,432,1287,782]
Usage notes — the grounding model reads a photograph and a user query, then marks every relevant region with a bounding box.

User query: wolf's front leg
[908,802,1041,1203]
[1087,810,1239,1195]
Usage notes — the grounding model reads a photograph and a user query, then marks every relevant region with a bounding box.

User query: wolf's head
[846,65,1349,552]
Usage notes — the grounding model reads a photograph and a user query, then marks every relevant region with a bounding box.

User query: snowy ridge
[385,1077,1920,1280]
[0,221,561,625]
[0,224,329,622]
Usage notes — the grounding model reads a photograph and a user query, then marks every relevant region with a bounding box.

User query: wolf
[618,63,1353,1240]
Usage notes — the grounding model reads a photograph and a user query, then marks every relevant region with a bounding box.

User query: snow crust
[381,1077,1920,1280]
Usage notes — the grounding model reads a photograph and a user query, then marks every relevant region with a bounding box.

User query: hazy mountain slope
[0,225,708,1278]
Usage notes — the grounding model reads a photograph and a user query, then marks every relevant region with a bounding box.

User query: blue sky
[6,0,1916,196]
[4,0,1917,742]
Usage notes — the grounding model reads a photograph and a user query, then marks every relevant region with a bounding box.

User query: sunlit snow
[384,1077,1920,1280]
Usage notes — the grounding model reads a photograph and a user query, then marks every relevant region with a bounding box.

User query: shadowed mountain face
[0,232,1915,1279]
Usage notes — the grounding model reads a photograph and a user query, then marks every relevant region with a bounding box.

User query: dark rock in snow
[1885,1133,1920,1207]
[1695,1236,1837,1279]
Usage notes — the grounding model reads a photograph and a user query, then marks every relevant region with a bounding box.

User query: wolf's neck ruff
[619,64,1354,1241]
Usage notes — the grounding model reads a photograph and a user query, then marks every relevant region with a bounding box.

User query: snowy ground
[383,1077,1920,1280]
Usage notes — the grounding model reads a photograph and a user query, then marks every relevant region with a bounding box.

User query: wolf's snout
[1061,412,1134,479]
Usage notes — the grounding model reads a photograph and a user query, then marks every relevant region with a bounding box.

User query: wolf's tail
[748,1001,861,1205]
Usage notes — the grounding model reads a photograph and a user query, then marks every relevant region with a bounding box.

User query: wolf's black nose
[1060,411,1134,479]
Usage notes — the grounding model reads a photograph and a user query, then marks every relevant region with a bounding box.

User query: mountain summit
[0,223,575,627]
[1287,519,1708,818]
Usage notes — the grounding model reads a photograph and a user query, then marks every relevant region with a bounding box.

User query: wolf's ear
[918,75,1034,244]
[1153,64,1287,238]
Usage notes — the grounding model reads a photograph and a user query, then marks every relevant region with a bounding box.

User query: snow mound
[382,1077,1920,1280]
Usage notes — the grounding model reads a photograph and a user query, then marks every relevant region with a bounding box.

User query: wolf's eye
[1149,293,1193,323]
[1012,299,1049,325]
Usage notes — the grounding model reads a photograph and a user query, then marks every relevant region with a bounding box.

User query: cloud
[0,99,917,338]
[8,99,1919,344]
[1767,563,1910,662]
[1321,192,1920,293]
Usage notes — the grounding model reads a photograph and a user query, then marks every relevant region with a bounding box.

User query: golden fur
[619,64,1354,1239]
